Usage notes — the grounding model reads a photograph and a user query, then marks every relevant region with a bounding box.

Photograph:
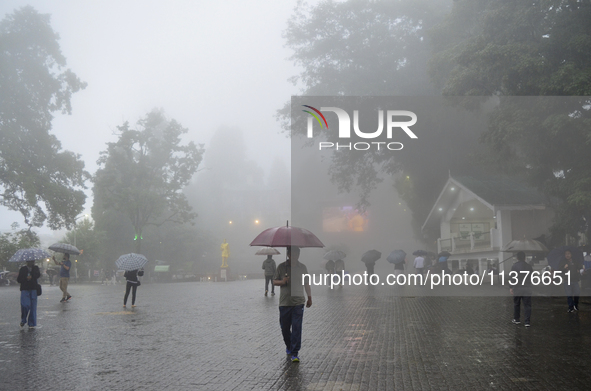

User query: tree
[0,224,40,271]
[281,0,485,239]
[0,6,88,229]
[62,217,106,275]
[429,1,591,244]
[93,109,204,254]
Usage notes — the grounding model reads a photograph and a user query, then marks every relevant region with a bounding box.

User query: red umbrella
[250,221,324,248]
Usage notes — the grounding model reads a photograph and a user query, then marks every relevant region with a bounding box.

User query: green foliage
[62,218,106,269]
[93,109,204,254]
[280,1,491,241]
[0,6,88,229]
[0,224,40,271]
[430,0,591,243]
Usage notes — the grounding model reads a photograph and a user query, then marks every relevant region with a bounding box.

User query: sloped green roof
[454,176,548,206]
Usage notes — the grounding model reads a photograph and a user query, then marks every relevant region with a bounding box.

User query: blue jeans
[21,290,38,327]
[564,282,580,309]
[279,305,304,356]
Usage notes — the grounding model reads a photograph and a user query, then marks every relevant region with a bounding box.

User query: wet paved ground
[0,279,590,390]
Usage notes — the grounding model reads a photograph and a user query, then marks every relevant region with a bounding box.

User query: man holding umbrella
[262,254,277,296]
[53,253,72,303]
[273,246,312,363]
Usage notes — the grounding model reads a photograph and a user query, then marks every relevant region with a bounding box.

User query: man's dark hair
[287,246,300,256]
[516,251,526,261]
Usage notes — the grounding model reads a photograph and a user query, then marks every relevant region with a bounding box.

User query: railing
[438,231,493,254]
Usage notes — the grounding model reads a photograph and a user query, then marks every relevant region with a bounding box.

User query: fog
[0,1,303,249]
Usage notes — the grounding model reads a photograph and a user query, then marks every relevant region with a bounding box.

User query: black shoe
[60,298,66,303]
[568,308,575,313]
[265,290,268,296]
[524,323,530,328]
[66,295,72,301]
[573,306,578,311]
[20,322,25,327]
[271,292,275,296]
[512,319,520,324]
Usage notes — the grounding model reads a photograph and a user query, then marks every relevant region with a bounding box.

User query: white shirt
[413,256,425,268]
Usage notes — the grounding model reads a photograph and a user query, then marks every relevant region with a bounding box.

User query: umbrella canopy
[250,221,324,248]
[49,242,81,255]
[255,247,281,255]
[115,253,148,271]
[438,251,451,258]
[412,250,429,256]
[547,246,584,270]
[501,239,548,253]
[387,250,407,264]
[361,250,381,264]
[323,250,346,261]
[9,248,51,263]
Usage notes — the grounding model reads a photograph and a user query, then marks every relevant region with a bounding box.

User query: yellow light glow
[255,220,259,224]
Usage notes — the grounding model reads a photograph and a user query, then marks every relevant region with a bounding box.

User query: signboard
[154,265,170,272]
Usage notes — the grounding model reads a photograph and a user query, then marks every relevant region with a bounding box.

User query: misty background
[2,0,591,277]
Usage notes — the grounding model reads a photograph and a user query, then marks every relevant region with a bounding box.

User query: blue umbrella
[547,246,584,270]
[9,248,51,263]
[116,253,148,271]
[387,250,406,264]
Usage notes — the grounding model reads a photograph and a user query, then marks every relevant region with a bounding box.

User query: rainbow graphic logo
[302,105,328,129]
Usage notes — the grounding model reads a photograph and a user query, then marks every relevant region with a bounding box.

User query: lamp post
[73,214,89,283]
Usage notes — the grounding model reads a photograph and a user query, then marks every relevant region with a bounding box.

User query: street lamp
[73,214,88,283]
[73,214,89,247]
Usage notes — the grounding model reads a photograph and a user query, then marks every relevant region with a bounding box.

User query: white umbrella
[255,247,281,255]
[116,253,148,271]
[323,250,346,261]
[501,239,548,253]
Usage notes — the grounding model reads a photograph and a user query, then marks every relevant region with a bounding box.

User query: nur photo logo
[302,105,418,151]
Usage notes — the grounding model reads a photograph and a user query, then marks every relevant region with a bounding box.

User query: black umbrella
[412,250,429,256]
[361,250,381,264]
[438,251,451,258]
[547,246,584,270]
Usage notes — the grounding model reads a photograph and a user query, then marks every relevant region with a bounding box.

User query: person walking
[273,246,312,363]
[123,269,143,308]
[335,259,345,286]
[262,255,277,296]
[53,253,72,303]
[325,259,335,275]
[510,251,533,327]
[17,260,41,328]
[413,255,424,275]
[559,250,582,312]
[365,261,376,277]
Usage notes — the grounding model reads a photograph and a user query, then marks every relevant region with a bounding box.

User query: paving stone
[0,280,590,390]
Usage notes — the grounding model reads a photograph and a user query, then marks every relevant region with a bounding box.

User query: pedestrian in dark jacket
[16,260,41,328]
[123,269,143,308]
[262,255,277,296]
[510,252,533,327]
[558,250,583,312]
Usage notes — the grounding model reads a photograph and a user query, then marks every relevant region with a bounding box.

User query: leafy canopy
[93,109,204,254]
[0,6,88,229]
